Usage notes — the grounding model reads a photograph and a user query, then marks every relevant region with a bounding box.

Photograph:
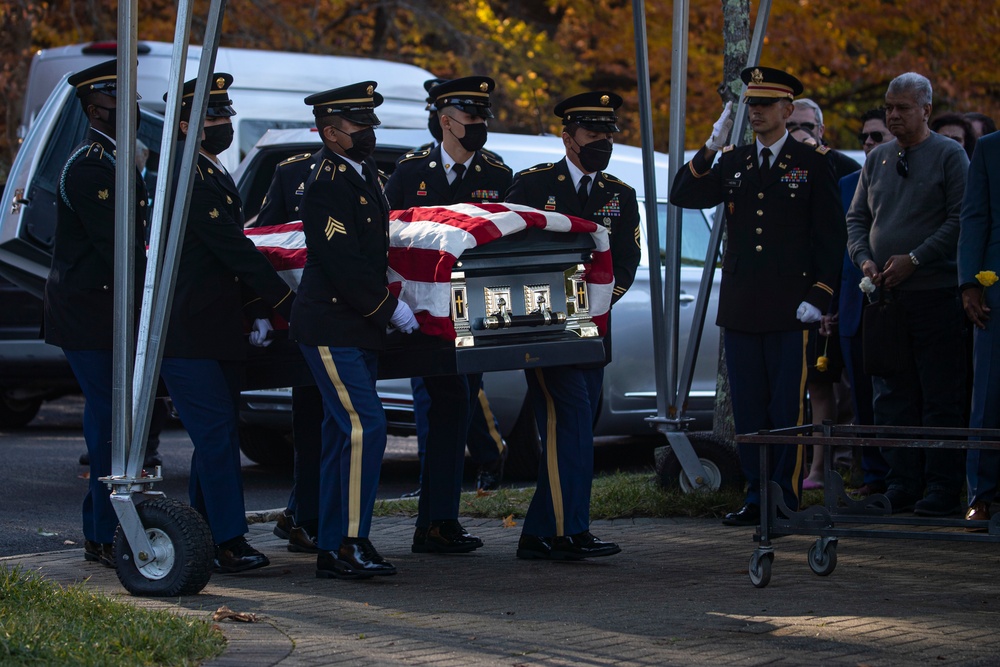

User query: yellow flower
[815,356,829,372]
[976,271,998,287]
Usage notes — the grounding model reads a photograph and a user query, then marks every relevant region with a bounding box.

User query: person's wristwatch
[909,252,920,266]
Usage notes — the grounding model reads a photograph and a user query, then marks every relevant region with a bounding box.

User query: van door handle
[679,293,695,303]
[11,188,28,214]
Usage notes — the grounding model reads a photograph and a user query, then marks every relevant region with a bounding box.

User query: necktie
[449,163,466,200]
[577,174,591,209]
[760,147,772,172]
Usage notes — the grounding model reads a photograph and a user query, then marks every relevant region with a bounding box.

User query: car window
[648,203,716,267]
[237,119,314,161]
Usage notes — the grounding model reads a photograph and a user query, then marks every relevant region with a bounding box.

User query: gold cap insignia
[751,68,764,85]
[98,189,109,200]
[366,85,374,96]
[480,82,489,92]
[215,77,225,89]
[209,208,219,218]
[600,95,610,106]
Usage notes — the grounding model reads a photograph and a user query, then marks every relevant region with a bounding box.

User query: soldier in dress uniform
[160,73,295,573]
[670,67,845,525]
[294,81,419,579]
[44,59,148,569]
[504,91,641,560]
[384,76,512,554]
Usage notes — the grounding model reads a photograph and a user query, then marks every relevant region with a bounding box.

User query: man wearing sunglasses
[788,98,861,180]
[846,72,970,517]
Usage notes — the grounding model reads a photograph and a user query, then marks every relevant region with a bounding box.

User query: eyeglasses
[786,122,817,132]
[896,150,908,178]
[858,131,885,144]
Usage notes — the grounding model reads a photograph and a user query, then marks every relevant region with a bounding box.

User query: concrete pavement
[4,515,999,666]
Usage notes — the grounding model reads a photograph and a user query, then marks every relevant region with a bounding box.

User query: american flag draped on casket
[244,202,613,339]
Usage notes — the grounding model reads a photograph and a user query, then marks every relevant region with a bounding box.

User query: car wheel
[503,399,542,480]
[238,425,294,468]
[655,433,743,492]
[0,392,42,428]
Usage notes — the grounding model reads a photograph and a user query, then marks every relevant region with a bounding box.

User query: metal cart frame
[736,423,1000,587]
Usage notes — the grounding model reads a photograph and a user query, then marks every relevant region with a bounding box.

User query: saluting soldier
[160,73,294,573]
[385,76,512,555]
[504,91,641,561]
[294,81,418,580]
[670,67,845,525]
[44,60,148,569]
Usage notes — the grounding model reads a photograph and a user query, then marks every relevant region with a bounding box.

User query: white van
[18,40,435,170]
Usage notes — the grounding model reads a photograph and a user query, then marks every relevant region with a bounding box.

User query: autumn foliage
[1,0,997,178]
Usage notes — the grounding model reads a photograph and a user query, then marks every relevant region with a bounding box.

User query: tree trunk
[712,0,750,446]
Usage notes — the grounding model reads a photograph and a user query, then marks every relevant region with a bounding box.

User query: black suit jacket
[384,144,512,209]
[670,137,845,333]
[253,150,322,228]
[291,148,397,350]
[44,129,149,350]
[164,144,294,359]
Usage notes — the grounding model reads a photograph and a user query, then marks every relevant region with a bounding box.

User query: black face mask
[201,123,234,155]
[448,118,488,153]
[342,126,377,162]
[92,104,141,132]
[574,137,613,173]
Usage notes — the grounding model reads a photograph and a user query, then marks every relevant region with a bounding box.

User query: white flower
[859,276,876,294]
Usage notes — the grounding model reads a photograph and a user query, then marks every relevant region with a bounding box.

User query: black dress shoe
[722,503,760,526]
[550,531,621,560]
[317,538,396,579]
[476,443,508,492]
[287,525,319,554]
[213,537,270,574]
[79,451,90,466]
[83,539,115,568]
[515,534,553,560]
[273,508,294,540]
[412,520,483,554]
[883,488,919,514]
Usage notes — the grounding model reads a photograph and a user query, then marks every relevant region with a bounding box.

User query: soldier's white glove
[796,302,822,324]
[390,300,419,334]
[249,318,273,347]
[705,101,734,152]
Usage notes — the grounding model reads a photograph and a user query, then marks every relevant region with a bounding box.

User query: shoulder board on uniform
[397,149,430,164]
[278,152,312,167]
[721,144,736,153]
[85,142,108,160]
[194,164,205,181]
[519,163,554,177]
[415,141,435,152]
[482,153,512,171]
[481,148,503,162]
[815,145,831,155]
[601,173,635,190]
[316,158,338,181]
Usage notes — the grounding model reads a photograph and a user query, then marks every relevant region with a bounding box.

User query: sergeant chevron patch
[326,217,346,239]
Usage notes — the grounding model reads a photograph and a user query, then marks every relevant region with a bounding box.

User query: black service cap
[163,72,237,117]
[429,76,495,119]
[304,81,383,125]
[67,59,119,98]
[740,66,803,105]
[554,91,623,133]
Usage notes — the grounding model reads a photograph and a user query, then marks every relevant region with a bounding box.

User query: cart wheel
[114,498,215,597]
[807,538,838,576]
[656,434,742,493]
[748,551,773,588]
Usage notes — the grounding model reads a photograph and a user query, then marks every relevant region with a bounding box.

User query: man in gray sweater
[846,72,970,516]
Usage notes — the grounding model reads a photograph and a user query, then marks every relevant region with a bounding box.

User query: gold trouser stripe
[534,368,565,535]
[476,388,505,454]
[318,346,364,537]
[791,331,809,501]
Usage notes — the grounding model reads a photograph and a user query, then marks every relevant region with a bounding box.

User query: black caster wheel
[748,550,773,588]
[114,497,215,596]
[807,538,838,576]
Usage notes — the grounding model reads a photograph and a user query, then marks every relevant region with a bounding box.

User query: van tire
[238,425,294,468]
[0,393,42,428]
[503,399,542,480]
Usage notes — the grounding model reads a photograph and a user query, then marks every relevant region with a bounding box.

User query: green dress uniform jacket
[44,130,149,350]
[384,144,512,209]
[164,145,294,360]
[291,148,397,350]
[670,138,845,333]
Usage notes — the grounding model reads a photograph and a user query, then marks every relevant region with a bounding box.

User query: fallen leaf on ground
[213,605,258,623]
[501,514,516,528]
[475,488,491,497]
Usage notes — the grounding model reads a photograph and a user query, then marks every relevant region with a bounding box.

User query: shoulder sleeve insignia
[722,144,736,153]
[98,189,109,200]
[278,152,312,166]
[209,208,220,219]
[815,145,831,155]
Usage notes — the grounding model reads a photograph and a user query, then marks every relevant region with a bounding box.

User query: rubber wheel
[657,434,743,492]
[807,539,838,576]
[0,393,42,428]
[238,425,294,468]
[114,498,214,597]
[503,399,542,480]
[748,551,773,588]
